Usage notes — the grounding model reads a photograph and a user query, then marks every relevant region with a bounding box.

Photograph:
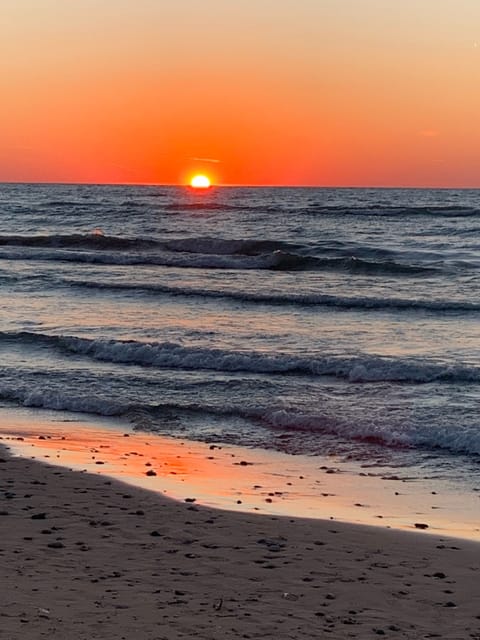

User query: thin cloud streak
[190,157,221,164]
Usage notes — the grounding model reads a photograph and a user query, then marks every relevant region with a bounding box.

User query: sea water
[0,183,479,490]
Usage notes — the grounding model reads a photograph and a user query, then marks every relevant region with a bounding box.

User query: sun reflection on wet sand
[1,409,479,541]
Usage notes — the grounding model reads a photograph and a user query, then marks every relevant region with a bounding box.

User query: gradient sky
[1,0,479,186]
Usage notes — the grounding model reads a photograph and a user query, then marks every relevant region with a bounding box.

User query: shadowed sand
[1,440,480,639]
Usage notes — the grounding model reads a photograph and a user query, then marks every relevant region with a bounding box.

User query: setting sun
[190,175,211,189]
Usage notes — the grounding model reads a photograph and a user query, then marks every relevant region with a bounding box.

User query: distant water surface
[0,184,479,486]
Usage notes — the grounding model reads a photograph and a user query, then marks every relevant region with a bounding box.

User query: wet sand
[1,434,480,639]
[2,409,480,540]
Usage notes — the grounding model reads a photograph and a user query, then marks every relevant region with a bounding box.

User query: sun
[190,174,211,189]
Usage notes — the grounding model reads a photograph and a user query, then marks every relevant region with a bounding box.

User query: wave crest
[67,279,479,312]
[0,232,436,274]
[2,331,479,383]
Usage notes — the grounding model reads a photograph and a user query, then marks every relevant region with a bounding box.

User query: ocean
[0,183,479,490]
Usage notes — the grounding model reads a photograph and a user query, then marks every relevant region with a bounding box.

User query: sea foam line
[1,384,479,457]
[1,331,479,383]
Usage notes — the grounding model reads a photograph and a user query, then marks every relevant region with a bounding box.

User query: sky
[1,0,480,186]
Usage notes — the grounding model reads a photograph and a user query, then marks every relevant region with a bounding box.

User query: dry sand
[1,442,480,640]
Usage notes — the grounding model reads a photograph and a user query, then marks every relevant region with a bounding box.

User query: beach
[1,420,480,640]
[3,2,480,637]
[0,184,479,639]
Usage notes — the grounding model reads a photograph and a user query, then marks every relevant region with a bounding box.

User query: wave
[0,232,342,260]
[0,385,128,417]
[0,384,479,457]
[0,233,158,251]
[162,237,297,255]
[164,202,252,212]
[0,232,435,274]
[255,409,480,456]
[66,278,479,313]
[2,331,479,383]
[38,200,105,208]
[0,233,297,265]
[305,205,480,218]
[273,253,434,274]
[0,246,291,270]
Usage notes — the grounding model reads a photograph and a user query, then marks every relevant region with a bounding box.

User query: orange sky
[1,0,480,186]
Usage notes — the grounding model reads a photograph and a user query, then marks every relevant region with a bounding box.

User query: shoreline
[1,407,479,542]
[1,436,480,639]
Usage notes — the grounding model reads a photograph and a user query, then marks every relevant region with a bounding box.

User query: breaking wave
[0,384,479,457]
[2,331,479,383]
[0,233,436,274]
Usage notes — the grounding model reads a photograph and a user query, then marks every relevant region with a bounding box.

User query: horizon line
[1,180,480,190]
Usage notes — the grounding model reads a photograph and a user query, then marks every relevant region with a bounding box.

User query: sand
[1,441,480,640]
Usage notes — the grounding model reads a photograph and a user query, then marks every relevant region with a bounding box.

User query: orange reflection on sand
[4,426,281,507]
[12,430,214,485]
[2,413,480,542]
